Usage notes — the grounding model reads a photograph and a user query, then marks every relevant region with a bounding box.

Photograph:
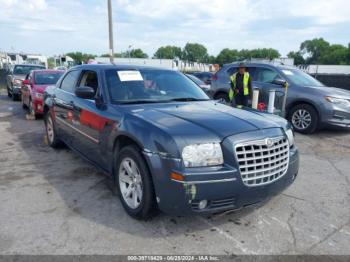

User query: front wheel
[44,112,61,148]
[7,85,12,98]
[289,104,318,134]
[115,145,156,220]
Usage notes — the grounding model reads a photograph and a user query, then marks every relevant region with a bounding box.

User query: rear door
[53,69,81,145]
[253,66,286,110]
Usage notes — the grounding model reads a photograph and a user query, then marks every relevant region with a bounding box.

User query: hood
[306,85,350,99]
[32,84,50,93]
[123,101,283,140]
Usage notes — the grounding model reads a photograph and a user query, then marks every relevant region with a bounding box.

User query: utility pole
[107,0,114,63]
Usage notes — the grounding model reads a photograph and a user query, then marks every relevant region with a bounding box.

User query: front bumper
[145,145,299,216]
[320,103,350,129]
[12,86,22,95]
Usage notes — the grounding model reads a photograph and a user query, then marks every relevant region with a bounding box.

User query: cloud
[0,0,349,56]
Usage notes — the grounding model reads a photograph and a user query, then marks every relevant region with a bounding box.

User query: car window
[227,67,238,75]
[254,68,280,83]
[60,70,80,93]
[13,65,45,75]
[34,72,64,85]
[105,69,209,103]
[78,70,99,95]
[227,66,255,77]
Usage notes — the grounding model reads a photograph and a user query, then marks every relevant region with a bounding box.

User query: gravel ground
[0,89,349,255]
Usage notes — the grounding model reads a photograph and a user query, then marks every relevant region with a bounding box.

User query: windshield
[281,69,324,87]
[13,65,45,75]
[34,72,64,85]
[105,69,210,104]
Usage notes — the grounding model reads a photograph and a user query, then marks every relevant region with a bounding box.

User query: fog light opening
[198,200,208,210]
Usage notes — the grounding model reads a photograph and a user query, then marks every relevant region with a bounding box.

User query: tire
[7,85,12,98]
[12,92,18,101]
[115,145,156,220]
[44,112,61,148]
[215,92,230,103]
[289,104,318,134]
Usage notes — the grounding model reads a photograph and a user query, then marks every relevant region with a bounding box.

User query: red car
[21,70,64,118]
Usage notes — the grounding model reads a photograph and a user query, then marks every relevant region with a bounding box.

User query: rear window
[34,72,64,85]
[13,65,45,75]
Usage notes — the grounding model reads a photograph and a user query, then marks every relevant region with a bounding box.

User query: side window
[254,68,280,83]
[78,71,98,95]
[60,70,80,93]
[227,67,238,76]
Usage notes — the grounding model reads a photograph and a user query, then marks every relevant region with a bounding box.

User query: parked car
[210,62,350,133]
[185,73,211,94]
[21,70,64,118]
[6,64,46,100]
[43,64,299,219]
[189,72,214,85]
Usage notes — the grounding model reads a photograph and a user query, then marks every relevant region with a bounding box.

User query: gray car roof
[71,64,174,71]
[223,62,297,70]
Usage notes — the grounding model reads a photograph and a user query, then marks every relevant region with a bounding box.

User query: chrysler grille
[235,137,289,187]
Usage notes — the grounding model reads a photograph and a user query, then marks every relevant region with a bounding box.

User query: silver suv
[210,62,350,134]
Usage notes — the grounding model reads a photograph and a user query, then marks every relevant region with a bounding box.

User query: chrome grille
[235,137,289,187]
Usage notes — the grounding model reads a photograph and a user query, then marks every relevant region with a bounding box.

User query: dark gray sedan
[43,64,299,219]
[210,62,350,133]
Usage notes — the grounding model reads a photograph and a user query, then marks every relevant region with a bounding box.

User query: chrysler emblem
[265,138,274,147]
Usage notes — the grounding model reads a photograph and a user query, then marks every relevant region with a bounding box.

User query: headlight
[13,79,22,86]
[285,129,294,147]
[325,96,350,108]
[34,92,43,99]
[182,143,223,167]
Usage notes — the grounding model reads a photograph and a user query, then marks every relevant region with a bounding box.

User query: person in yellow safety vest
[229,62,253,107]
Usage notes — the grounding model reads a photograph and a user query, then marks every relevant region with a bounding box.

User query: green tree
[153,46,182,59]
[66,52,96,64]
[47,57,55,69]
[287,51,305,65]
[299,38,330,64]
[319,44,348,65]
[129,48,148,58]
[215,48,239,65]
[182,43,209,63]
[248,48,280,59]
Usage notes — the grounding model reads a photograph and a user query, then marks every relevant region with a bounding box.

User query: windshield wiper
[168,97,209,102]
[119,100,162,105]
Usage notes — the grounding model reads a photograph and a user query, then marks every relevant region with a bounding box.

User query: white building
[94,57,213,72]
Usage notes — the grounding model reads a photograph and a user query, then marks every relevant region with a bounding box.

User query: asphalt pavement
[0,89,349,255]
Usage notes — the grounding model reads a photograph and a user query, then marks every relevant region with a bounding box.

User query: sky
[1,0,350,57]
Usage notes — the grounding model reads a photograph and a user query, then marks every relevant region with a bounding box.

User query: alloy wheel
[46,115,55,144]
[119,158,143,209]
[292,109,312,130]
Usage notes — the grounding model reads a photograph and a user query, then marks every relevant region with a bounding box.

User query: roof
[72,63,174,71]
[223,62,297,70]
[31,69,65,73]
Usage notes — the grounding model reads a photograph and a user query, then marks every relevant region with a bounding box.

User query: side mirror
[75,86,95,99]
[22,79,30,85]
[272,78,287,87]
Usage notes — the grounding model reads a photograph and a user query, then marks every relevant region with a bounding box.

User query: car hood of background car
[306,85,350,99]
[122,101,284,140]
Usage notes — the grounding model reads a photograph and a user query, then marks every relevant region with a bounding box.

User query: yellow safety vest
[229,72,250,101]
